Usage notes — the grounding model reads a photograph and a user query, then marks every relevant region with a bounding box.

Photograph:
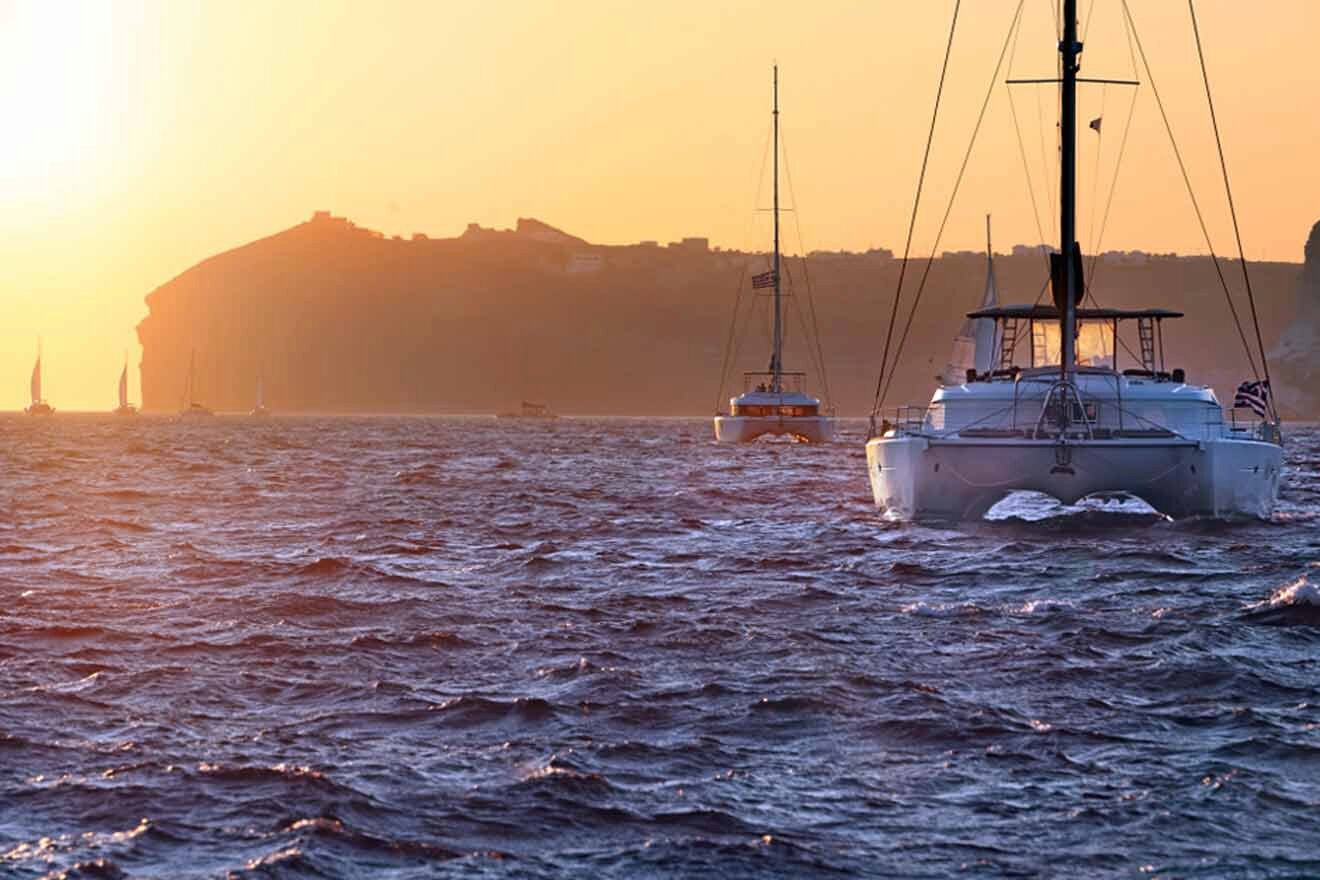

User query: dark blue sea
[1,416,1318,878]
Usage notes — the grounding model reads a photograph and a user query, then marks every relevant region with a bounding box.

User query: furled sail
[118,365,129,408]
[30,358,41,405]
[941,238,1000,384]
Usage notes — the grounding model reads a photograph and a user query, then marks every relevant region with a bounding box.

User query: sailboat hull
[866,434,1282,520]
[714,415,834,444]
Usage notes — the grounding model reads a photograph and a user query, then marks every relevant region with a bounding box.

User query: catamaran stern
[866,435,1280,520]
[715,415,834,444]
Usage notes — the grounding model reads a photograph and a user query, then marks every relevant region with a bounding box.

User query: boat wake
[983,490,1169,526]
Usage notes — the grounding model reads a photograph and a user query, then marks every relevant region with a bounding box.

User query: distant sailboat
[250,371,270,417]
[714,65,833,443]
[25,341,54,416]
[115,357,138,416]
[180,350,214,417]
[940,215,1001,386]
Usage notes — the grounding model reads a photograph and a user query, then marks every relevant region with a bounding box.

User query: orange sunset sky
[1,0,1317,410]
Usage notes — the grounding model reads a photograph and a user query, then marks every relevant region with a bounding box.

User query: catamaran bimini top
[967,306,1182,321]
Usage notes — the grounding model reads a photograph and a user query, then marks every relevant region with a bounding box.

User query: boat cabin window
[732,404,819,418]
[1031,321,1114,368]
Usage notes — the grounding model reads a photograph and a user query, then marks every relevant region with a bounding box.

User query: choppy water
[1,415,1319,879]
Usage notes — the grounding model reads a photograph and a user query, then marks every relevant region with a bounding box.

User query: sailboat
[25,342,54,416]
[865,0,1282,520]
[249,371,270,417]
[714,66,834,444]
[180,350,214,417]
[114,357,138,416]
[940,216,1001,386]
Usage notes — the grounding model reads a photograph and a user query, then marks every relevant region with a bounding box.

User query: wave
[1243,574,1320,626]
[428,695,558,726]
[984,490,1170,526]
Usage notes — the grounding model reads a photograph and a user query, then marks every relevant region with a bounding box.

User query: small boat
[714,66,833,444]
[250,372,270,417]
[497,400,557,419]
[25,342,54,416]
[114,358,138,416]
[180,350,214,417]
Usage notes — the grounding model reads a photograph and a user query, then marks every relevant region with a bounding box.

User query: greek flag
[1234,379,1270,417]
[751,270,777,289]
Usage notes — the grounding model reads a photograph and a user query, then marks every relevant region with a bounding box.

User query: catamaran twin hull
[866,434,1281,520]
[714,414,834,444]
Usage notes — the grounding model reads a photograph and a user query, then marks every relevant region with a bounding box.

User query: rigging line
[1034,81,1057,246]
[783,261,826,397]
[879,0,1027,410]
[1006,9,1050,273]
[868,0,962,434]
[1120,0,1259,381]
[1081,0,1097,43]
[1084,82,1107,274]
[715,121,775,412]
[1031,272,1051,306]
[727,277,765,396]
[714,263,750,413]
[1188,0,1276,421]
[778,126,834,409]
[1085,11,1141,292]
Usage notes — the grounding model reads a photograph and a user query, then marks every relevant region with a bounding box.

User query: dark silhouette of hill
[136,211,1309,416]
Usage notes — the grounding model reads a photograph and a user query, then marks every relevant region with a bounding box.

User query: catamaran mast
[1059,0,1080,385]
[771,64,782,393]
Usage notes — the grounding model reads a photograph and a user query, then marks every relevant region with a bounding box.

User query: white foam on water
[1255,574,1320,610]
[984,490,1163,522]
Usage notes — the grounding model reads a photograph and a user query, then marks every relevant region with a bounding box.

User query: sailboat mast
[1059,0,1080,383]
[771,64,782,392]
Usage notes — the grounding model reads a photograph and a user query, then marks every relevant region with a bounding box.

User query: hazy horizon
[2,0,1317,409]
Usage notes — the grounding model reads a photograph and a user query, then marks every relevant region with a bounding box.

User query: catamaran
[114,358,138,416]
[180,350,214,417]
[866,0,1282,520]
[25,342,53,416]
[714,66,833,444]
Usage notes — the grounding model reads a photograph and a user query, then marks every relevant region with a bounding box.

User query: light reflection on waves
[0,415,1317,878]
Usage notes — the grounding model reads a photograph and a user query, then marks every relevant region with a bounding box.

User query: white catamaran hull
[715,415,834,444]
[866,435,1281,520]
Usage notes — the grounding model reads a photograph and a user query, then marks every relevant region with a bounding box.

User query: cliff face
[1269,221,1320,415]
[136,212,1308,416]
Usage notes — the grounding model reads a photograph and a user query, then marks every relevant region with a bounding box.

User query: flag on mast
[1089,116,1102,133]
[751,270,778,289]
[1234,380,1270,417]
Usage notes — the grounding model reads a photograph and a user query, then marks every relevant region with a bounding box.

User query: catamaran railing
[882,395,1273,443]
[740,371,807,394]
